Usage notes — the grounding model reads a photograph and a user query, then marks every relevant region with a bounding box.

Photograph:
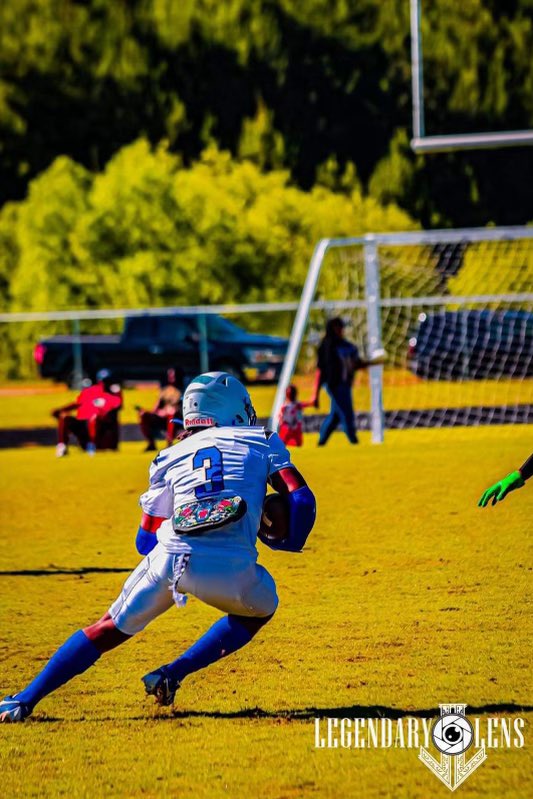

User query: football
[259,493,290,543]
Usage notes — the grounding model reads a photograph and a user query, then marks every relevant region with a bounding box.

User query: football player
[478,452,533,507]
[0,373,316,722]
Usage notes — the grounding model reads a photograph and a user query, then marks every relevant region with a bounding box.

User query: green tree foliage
[9,158,92,312]
[1,1,532,377]
[0,138,416,376]
[1,0,533,226]
[6,138,417,311]
[448,240,533,300]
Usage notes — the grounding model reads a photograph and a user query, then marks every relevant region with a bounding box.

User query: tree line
[1,0,533,226]
[1,0,532,376]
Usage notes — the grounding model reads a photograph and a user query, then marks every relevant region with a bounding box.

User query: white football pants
[109,543,278,635]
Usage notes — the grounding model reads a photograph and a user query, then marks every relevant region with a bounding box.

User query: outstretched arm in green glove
[478,471,524,507]
[478,453,532,507]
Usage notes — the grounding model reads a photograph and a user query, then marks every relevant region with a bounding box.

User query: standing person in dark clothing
[478,453,533,507]
[310,317,384,446]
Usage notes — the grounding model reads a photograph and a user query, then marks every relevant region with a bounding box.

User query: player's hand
[311,395,319,409]
[478,470,525,507]
[369,349,387,366]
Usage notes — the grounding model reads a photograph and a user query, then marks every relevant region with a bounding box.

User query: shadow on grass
[0,567,132,577]
[29,702,533,724]
[170,702,533,721]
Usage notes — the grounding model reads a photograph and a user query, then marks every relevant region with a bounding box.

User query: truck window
[156,317,194,342]
[125,317,157,340]
[206,316,244,340]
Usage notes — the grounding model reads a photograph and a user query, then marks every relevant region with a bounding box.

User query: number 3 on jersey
[193,446,224,498]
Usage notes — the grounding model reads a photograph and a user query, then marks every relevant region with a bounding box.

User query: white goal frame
[410,0,533,153]
[269,226,533,441]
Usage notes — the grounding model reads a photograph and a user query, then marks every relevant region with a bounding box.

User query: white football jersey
[139,427,292,557]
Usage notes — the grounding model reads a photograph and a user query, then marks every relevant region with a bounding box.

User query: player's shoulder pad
[241,427,286,452]
[259,427,284,447]
[238,425,271,440]
[265,429,291,456]
[149,448,172,482]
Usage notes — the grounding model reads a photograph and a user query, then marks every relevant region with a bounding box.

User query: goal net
[270,227,533,441]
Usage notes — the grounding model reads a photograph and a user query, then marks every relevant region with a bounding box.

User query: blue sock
[16,630,101,710]
[163,616,261,683]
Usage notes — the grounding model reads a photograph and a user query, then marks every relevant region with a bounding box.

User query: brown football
[259,493,290,542]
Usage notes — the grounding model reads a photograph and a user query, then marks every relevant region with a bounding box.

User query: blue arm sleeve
[268,485,316,553]
[136,527,158,556]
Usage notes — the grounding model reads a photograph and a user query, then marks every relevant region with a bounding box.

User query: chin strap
[267,485,316,553]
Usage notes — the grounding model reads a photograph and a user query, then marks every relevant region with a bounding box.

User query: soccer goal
[410,0,533,153]
[269,226,533,442]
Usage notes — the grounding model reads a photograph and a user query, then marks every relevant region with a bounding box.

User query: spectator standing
[310,317,384,446]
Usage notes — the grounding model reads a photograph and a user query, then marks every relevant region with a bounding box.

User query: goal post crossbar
[326,226,533,248]
[410,0,533,153]
[411,132,533,154]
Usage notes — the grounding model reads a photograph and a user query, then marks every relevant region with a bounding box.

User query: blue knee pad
[136,527,158,555]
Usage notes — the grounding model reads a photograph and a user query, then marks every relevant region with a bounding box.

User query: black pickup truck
[34,313,288,386]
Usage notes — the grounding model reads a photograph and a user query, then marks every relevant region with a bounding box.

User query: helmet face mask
[243,397,257,426]
[183,372,257,429]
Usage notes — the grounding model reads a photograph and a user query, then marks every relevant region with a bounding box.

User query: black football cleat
[142,668,180,707]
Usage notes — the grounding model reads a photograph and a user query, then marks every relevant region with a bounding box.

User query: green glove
[478,470,525,507]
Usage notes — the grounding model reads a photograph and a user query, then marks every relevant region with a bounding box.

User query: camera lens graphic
[432,713,474,755]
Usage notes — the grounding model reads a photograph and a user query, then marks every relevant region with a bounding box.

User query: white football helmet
[182,372,257,428]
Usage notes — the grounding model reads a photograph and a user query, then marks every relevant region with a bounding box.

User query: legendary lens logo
[420,704,486,790]
[432,713,474,755]
[314,702,526,791]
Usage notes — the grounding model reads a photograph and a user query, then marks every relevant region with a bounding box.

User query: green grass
[0,428,532,798]
[0,427,533,799]
[0,373,531,429]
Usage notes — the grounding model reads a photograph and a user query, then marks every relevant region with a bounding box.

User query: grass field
[0,373,532,429]
[1,427,532,798]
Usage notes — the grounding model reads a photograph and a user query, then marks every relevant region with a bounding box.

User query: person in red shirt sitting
[52,369,123,457]
[277,384,314,447]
